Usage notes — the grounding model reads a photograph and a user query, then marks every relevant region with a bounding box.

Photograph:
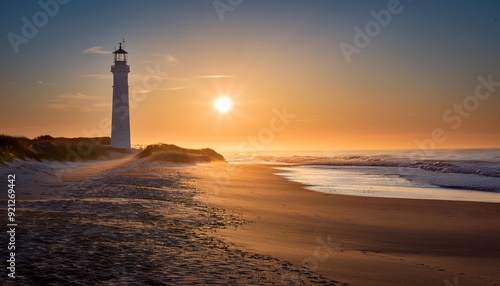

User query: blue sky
[1,0,499,150]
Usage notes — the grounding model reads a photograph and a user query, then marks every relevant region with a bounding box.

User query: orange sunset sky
[1,0,499,152]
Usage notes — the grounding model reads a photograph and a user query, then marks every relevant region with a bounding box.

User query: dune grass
[136,144,225,163]
[0,135,225,165]
[0,134,127,164]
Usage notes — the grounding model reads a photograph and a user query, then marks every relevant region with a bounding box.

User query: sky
[1,0,499,152]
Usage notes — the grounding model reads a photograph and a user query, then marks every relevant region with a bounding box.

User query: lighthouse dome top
[113,43,128,54]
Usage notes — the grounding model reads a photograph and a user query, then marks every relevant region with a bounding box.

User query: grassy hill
[0,135,128,164]
[0,135,225,165]
[136,144,225,163]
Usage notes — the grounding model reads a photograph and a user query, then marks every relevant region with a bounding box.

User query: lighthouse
[110,41,131,149]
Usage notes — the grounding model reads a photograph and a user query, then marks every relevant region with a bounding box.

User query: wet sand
[3,157,499,285]
[194,163,500,286]
[1,158,343,285]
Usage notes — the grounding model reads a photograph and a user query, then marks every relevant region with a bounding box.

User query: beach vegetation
[136,144,225,163]
[0,134,127,164]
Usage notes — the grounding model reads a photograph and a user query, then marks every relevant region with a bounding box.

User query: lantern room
[113,42,128,63]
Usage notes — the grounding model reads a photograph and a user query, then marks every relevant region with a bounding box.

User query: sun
[214,96,232,113]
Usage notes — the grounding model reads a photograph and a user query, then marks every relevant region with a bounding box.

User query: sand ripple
[2,160,344,285]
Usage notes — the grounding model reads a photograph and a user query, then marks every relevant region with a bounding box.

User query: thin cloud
[58,92,103,100]
[152,53,179,65]
[47,103,71,110]
[140,75,235,92]
[192,75,235,79]
[48,92,109,112]
[84,46,112,55]
[127,54,234,92]
[154,86,192,91]
[81,74,112,80]
[37,80,54,85]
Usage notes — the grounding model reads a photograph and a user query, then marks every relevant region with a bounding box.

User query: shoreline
[1,158,344,284]
[193,163,500,286]
[3,158,499,284]
[274,164,500,203]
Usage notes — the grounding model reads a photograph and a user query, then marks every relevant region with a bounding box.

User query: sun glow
[214,96,232,113]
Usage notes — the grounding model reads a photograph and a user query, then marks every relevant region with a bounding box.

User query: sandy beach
[2,157,499,285]
[194,163,500,286]
[1,158,343,285]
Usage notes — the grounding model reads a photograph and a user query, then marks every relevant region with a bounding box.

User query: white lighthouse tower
[110,41,131,149]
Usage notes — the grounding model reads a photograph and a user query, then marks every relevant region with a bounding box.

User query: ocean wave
[230,149,500,178]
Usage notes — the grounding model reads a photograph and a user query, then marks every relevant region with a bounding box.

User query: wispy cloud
[37,80,54,85]
[58,92,103,100]
[129,53,234,91]
[143,74,236,92]
[192,75,235,79]
[81,74,112,80]
[82,48,233,93]
[83,46,112,55]
[152,53,179,65]
[48,92,109,112]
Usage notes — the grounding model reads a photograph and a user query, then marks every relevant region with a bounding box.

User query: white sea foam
[276,165,500,203]
[228,149,500,203]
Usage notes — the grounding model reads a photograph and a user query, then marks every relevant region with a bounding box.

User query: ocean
[227,149,500,203]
